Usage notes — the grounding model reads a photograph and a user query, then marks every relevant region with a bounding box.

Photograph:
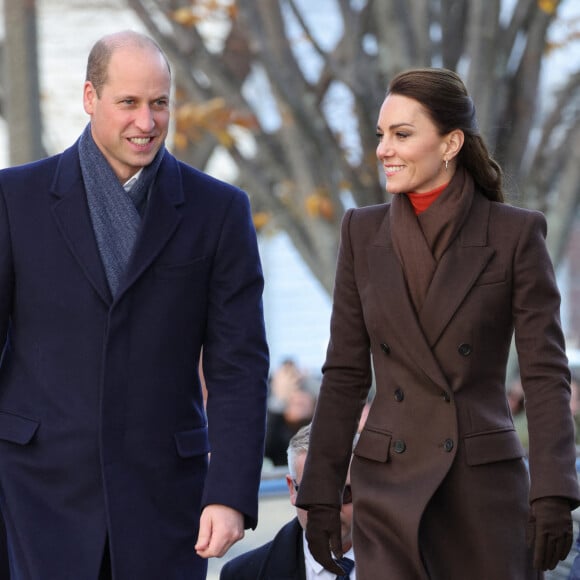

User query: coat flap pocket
[174,426,210,458]
[155,257,207,279]
[464,428,524,466]
[475,269,506,286]
[0,411,40,445]
[353,427,392,463]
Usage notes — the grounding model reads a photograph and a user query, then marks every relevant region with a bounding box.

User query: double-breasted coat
[296,188,580,579]
[0,141,269,579]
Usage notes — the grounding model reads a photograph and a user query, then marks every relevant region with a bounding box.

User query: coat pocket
[0,411,40,445]
[173,426,210,458]
[474,268,506,286]
[463,428,524,466]
[155,257,207,279]
[353,427,392,463]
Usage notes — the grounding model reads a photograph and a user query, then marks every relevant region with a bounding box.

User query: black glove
[305,505,345,575]
[526,496,573,571]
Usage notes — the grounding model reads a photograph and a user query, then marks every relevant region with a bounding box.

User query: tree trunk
[3,0,45,165]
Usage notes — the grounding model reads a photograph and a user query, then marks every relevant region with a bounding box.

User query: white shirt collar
[302,530,356,580]
[123,168,144,192]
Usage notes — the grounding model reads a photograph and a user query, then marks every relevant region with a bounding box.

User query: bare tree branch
[119,0,580,294]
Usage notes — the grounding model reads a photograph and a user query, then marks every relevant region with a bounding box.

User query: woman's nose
[376,138,392,159]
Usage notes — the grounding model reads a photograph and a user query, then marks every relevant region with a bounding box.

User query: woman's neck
[407,181,449,215]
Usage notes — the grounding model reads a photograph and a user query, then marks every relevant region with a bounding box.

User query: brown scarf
[390,167,474,314]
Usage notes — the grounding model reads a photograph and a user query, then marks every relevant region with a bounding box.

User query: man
[0,30,268,579]
[220,424,356,579]
[0,515,7,579]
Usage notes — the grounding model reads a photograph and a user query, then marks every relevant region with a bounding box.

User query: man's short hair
[85,30,170,97]
[287,423,311,479]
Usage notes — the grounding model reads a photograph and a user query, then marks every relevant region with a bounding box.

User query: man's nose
[135,106,155,132]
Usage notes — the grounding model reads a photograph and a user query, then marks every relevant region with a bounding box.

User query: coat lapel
[115,153,183,301]
[419,193,494,347]
[50,144,112,305]
[368,210,449,391]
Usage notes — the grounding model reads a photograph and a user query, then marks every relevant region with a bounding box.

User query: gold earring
[445,159,449,171]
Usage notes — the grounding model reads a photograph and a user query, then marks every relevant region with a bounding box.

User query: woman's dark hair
[387,68,504,203]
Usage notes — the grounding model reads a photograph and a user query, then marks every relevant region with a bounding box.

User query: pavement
[206,488,295,580]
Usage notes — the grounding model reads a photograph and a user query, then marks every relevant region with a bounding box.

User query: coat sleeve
[0,181,14,355]
[200,189,269,529]
[296,209,372,509]
[512,209,580,505]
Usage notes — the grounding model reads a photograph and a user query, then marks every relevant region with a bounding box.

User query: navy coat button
[443,438,454,452]
[458,343,472,356]
[393,439,406,453]
[380,343,391,355]
[394,388,404,402]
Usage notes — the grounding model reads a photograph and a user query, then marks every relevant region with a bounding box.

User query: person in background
[296,68,580,579]
[220,423,356,580]
[0,30,268,579]
[265,359,316,466]
[269,358,306,413]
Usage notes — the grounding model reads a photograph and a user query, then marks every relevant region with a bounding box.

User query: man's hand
[527,497,573,570]
[195,504,244,558]
[305,505,345,575]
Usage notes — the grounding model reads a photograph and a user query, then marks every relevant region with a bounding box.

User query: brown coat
[297,190,580,580]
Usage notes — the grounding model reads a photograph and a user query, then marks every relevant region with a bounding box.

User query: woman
[295,68,580,579]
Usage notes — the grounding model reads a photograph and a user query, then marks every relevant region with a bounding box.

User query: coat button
[443,438,454,452]
[394,388,404,402]
[380,343,391,355]
[458,343,472,356]
[441,391,451,403]
[393,439,406,453]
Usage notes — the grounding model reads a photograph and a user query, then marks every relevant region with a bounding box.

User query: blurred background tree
[1,0,45,165]
[124,0,580,294]
[0,0,578,296]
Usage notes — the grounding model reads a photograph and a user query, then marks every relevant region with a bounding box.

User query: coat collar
[368,192,494,391]
[419,192,495,347]
[49,142,183,306]
[259,518,306,580]
[116,152,183,300]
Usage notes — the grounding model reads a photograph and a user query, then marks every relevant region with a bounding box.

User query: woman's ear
[445,129,465,161]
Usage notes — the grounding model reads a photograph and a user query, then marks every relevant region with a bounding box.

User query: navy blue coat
[219,518,306,580]
[0,142,269,579]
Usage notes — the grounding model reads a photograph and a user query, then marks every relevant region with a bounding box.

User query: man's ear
[286,474,297,505]
[83,81,97,115]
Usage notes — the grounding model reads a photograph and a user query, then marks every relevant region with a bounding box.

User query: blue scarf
[78,123,165,296]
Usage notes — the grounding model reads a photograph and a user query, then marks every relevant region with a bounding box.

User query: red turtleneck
[407,182,449,215]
